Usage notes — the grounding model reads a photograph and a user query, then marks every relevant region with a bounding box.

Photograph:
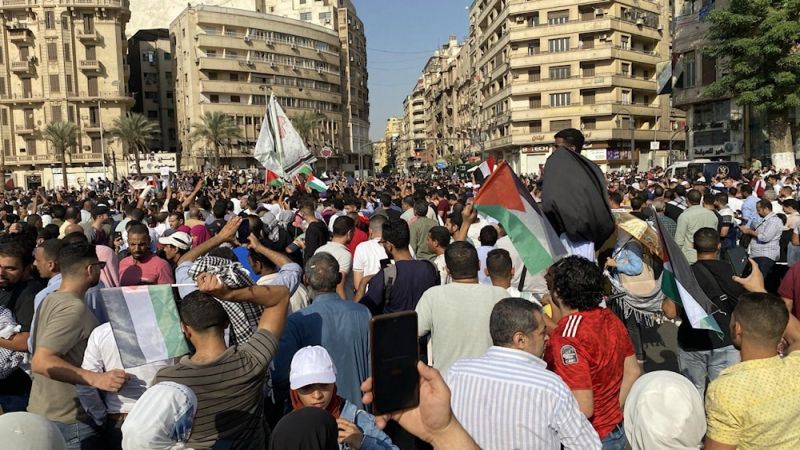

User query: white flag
[271,96,316,175]
[253,101,282,175]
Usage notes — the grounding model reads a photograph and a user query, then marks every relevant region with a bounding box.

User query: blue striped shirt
[446,346,601,450]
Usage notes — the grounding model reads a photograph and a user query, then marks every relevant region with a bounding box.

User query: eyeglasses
[88,261,107,270]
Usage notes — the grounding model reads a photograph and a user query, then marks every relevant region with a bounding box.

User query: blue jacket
[340,401,398,450]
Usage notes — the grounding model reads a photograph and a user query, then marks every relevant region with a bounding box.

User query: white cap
[158,231,192,251]
[290,346,337,390]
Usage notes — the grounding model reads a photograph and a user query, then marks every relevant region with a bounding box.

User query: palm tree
[108,113,159,177]
[188,111,241,168]
[42,122,78,190]
[291,111,318,145]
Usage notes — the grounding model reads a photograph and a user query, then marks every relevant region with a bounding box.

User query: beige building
[0,0,133,189]
[127,0,256,36]
[127,28,176,154]
[373,116,401,169]
[171,5,344,170]
[258,0,370,175]
[400,78,426,172]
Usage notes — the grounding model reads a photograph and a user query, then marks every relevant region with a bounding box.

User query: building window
[25,139,37,155]
[0,78,5,96]
[0,47,3,64]
[144,91,158,100]
[252,95,267,105]
[582,90,596,105]
[51,105,62,123]
[63,43,71,62]
[83,14,94,33]
[230,73,239,81]
[47,42,58,61]
[166,91,174,99]
[527,41,540,55]
[1,110,8,126]
[582,63,595,76]
[300,12,312,21]
[620,35,630,50]
[529,120,542,133]
[550,92,571,107]
[527,94,541,109]
[528,12,540,27]
[621,89,632,104]
[581,118,596,130]
[620,62,631,76]
[49,74,60,93]
[206,49,217,57]
[164,52,172,60]
[685,51,696,87]
[65,74,73,94]
[45,10,55,29]
[86,45,96,60]
[210,94,219,103]
[547,10,569,25]
[61,15,68,29]
[87,77,98,96]
[548,37,570,53]
[551,119,572,131]
[208,71,218,80]
[165,71,173,80]
[230,95,241,103]
[549,65,571,80]
[319,11,332,21]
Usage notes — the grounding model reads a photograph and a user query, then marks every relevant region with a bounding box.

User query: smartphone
[286,233,305,253]
[369,311,420,415]
[726,246,751,278]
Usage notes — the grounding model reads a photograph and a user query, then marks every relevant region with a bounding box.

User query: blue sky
[355,0,471,141]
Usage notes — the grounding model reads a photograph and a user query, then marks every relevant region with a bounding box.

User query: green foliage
[42,121,78,189]
[188,111,242,167]
[290,111,318,143]
[704,0,800,113]
[109,113,159,177]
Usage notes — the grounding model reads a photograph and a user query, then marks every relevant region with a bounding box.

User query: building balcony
[508,0,661,16]
[509,17,662,42]
[79,59,103,72]
[4,154,54,165]
[76,29,101,43]
[485,135,513,150]
[510,73,656,95]
[15,124,35,135]
[672,86,714,108]
[10,60,34,75]
[0,93,45,103]
[70,152,103,163]
[0,0,126,7]
[509,43,662,68]
[8,28,32,44]
[509,101,662,120]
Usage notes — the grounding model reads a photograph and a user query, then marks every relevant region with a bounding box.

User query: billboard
[128,153,178,174]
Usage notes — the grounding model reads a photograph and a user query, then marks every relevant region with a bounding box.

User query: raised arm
[177,216,242,265]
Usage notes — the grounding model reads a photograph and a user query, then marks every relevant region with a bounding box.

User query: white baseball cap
[290,346,337,390]
[158,231,191,251]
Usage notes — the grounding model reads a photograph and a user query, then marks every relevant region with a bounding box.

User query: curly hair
[550,256,603,311]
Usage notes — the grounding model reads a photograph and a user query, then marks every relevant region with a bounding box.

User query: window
[25,139,37,155]
[529,95,541,108]
[549,65,571,80]
[620,62,631,76]
[61,15,68,30]
[620,116,632,129]
[581,118,596,130]
[45,10,55,29]
[551,119,572,131]
[147,110,158,118]
[621,89,632,104]
[528,13,540,27]
[620,35,630,50]
[166,91,174,99]
[0,47,3,64]
[83,14,94,33]
[225,50,238,59]
[165,71,172,80]
[63,43,71,62]
[548,37,570,53]
[144,91,158,100]
[230,73,239,81]
[683,52,697,88]
[22,79,32,97]
[210,94,219,103]
[164,52,172,60]
[91,137,101,153]
[206,49,217,57]
[47,42,58,61]
[529,120,542,132]
[582,90,596,105]
[300,12,312,21]
[67,105,75,123]
[65,74,73,94]
[230,95,241,103]
[319,11,332,21]
[0,77,5,95]
[550,92,571,107]
[49,74,60,93]
[701,53,715,85]
[528,41,540,55]
[24,109,34,129]
[582,63,595,77]
[547,10,569,25]
[528,67,540,81]
[51,105,62,123]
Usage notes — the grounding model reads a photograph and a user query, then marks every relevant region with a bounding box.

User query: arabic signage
[128,153,178,174]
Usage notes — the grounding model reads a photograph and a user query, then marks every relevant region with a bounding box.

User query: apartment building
[126,0,255,36]
[373,115,401,169]
[127,28,176,153]
[0,0,133,189]
[259,0,370,174]
[400,79,426,172]
[171,5,344,170]
[672,0,760,162]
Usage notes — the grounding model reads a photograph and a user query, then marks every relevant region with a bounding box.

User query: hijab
[268,407,338,450]
[190,225,211,248]
[289,385,345,419]
[0,412,67,450]
[624,371,705,450]
[121,382,198,450]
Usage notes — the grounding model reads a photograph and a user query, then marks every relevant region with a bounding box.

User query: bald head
[65,223,84,235]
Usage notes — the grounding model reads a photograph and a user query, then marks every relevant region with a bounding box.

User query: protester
[409,200,438,262]
[120,382,197,450]
[118,223,174,286]
[675,189,719,263]
[314,215,355,299]
[0,411,68,450]
[740,199,783,279]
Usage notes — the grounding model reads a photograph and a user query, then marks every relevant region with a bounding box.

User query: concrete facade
[0,0,134,189]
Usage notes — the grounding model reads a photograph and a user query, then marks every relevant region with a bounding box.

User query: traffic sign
[320,146,333,158]
[650,141,660,150]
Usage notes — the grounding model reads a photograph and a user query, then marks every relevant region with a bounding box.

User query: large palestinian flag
[474,161,566,275]
[653,210,722,334]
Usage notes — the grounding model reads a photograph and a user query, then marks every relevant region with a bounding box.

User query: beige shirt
[28,292,99,424]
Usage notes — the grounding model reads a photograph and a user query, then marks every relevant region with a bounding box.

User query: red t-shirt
[119,255,175,287]
[436,199,449,217]
[778,264,800,321]
[346,227,369,256]
[545,307,634,439]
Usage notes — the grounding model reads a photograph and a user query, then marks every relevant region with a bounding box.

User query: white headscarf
[624,371,706,450]
[122,382,198,450]
[0,412,67,450]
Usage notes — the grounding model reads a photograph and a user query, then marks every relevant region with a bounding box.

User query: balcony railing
[8,29,32,43]
[10,60,34,73]
[79,59,102,71]
[76,29,101,42]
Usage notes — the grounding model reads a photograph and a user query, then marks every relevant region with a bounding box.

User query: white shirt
[77,323,174,424]
[258,274,309,313]
[728,196,744,214]
[315,241,354,296]
[352,238,388,278]
[496,236,548,294]
[433,253,449,285]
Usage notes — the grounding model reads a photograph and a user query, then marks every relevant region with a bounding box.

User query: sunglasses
[89,261,107,270]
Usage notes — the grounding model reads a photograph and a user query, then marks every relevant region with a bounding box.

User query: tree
[291,111,319,146]
[109,113,159,177]
[705,0,800,170]
[189,111,241,168]
[42,122,78,190]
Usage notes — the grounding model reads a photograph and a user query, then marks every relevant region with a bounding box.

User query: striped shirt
[446,346,601,450]
[749,212,783,260]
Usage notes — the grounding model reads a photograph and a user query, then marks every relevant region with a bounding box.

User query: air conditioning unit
[594,8,604,16]
[349,56,354,62]
[636,18,644,25]
[599,33,608,41]
[243,35,251,43]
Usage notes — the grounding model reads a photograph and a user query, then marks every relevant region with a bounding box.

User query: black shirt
[303,221,330,267]
[678,260,743,351]
[0,277,47,396]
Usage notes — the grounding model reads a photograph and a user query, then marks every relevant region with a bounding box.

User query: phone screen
[370,311,420,415]
[726,247,751,278]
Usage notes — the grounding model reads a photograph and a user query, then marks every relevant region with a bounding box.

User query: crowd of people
[0,127,798,450]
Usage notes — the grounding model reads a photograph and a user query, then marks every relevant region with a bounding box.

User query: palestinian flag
[266,169,283,187]
[298,165,327,192]
[101,285,189,368]
[653,210,722,334]
[473,161,566,275]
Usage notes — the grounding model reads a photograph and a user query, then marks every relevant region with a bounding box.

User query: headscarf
[290,385,345,420]
[268,407,338,450]
[121,382,198,450]
[190,225,211,248]
[624,371,706,450]
[95,244,120,288]
[0,412,67,450]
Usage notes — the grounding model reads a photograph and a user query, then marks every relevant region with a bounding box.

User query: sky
[355,0,471,141]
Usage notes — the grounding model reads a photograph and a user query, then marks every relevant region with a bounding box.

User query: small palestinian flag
[266,169,283,187]
[298,165,327,192]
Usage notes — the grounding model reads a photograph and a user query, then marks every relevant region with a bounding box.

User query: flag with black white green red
[266,169,283,187]
[101,285,189,368]
[473,161,566,275]
[653,211,723,334]
[298,165,327,192]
